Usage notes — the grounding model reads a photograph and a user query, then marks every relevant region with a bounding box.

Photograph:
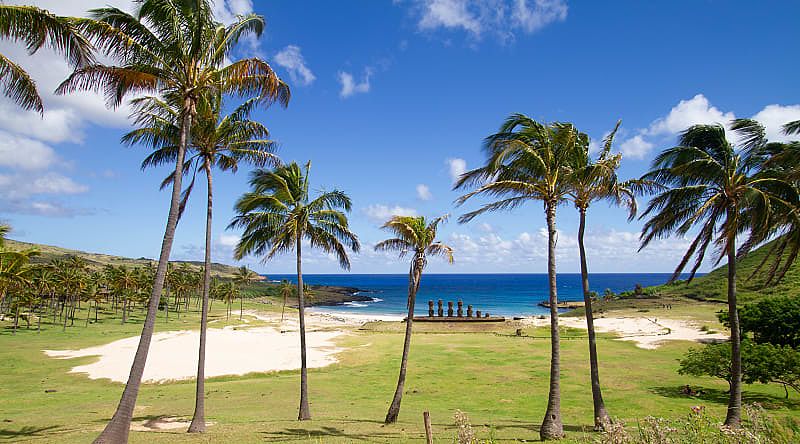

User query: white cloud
[416,184,433,200]
[446,157,467,183]
[750,104,800,142]
[512,0,568,33]
[0,172,88,199]
[401,0,567,41]
[274,45,315,86]
[618,135,654,160]
[0,132,60,170]
[617,95,800,160]
[418,0,482,35]
[646,94,735,138]
[338,69,372,98]
[364,204,418,223]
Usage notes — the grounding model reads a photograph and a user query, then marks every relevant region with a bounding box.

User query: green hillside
[644,240,800,304]
[4,238,245,278]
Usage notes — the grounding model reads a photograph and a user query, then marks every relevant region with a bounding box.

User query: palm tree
[124,93,281,433]
[376,215,453,424]
[229,161,360,420]
[639,123,789,426]
[567,121,649,430]
[455,115,585,440]
[55,1,289,439]
[278,279,293,322]
[233,266,259,320]
[0,5,93,113]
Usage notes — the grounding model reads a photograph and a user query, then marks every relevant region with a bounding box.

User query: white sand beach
[44,312,351,383]
[523,315,728,349]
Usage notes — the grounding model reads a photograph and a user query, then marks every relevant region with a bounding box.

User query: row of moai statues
[428,299,490,318]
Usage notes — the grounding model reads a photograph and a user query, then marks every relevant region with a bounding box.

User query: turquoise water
[267,273,692,317]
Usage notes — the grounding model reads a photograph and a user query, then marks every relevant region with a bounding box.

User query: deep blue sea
[266,273,695,317]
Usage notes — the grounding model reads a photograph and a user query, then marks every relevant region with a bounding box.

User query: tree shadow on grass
[260,424,411,442]
[650,385,800,411]
[0,425,60,441]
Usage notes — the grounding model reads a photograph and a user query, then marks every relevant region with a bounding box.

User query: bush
[593,404,798,444]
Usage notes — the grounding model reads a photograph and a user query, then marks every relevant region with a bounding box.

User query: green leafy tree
[719,296,800,349]
[679,342,800,398]
[55,0,290,439]
[639,123,790,426]
[455,115,586,440]
[375,215,453,424]
[230,161,360,420]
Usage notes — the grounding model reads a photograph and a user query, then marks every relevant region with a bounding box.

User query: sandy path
[44,322,344,383]
[522,316,728,349]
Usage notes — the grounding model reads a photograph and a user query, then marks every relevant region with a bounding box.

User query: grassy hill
[644,240,800,304]
[4,238,245,278]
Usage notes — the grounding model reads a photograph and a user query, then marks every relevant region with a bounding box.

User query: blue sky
[1,0,799,274]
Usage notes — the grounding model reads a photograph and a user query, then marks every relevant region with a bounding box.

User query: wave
[370,297,384,303]
[343,302,368,308]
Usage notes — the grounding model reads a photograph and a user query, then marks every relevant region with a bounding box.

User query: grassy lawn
[1,301,797,443]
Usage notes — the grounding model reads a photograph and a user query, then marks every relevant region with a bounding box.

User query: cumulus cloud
[400,0,567,41]
[617,94,800,160]
[446,157,467,183]
[416,184,433,200]
[274,45,316,86]
[338,69,372,98]
[0,132,61,170]
[364,204,418,223]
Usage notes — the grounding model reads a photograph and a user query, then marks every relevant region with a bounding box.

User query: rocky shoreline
[304,285,376,307]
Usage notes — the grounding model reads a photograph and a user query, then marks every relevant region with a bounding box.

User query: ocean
[265,273,693,317]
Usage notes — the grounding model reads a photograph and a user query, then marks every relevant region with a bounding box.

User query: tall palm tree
[233,265,259,319]
[376,215,453,424]
[567,121,648,430]
[278,279,293,322]
[123,93,281,433]
[639,123,789,426]
[55,1,290,441]
[0,5,93,113]
[229,161,360,420]
[455,114,585,440]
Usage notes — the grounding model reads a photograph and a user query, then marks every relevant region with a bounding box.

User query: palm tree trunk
[724,216,742,426]
[385,258,422,424]
[189,164,213,433]
[297,237,311,420]
[540,201,564,440]
[578,208,610,430]
[93,99,191,444]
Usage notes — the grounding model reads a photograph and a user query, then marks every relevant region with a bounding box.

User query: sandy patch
[522,316,728,349]
[44,323,344,383]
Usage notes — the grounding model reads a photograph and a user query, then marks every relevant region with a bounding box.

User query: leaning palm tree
[123,92,281,433]
[455,115,585,440]
[567,121,650,430]
[0,5,93,113]
[229,161,360,420]
[376,215,453,424]
[639,123,789,426]
[55,1,289,440]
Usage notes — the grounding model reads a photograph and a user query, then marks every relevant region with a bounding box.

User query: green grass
[1,301,797,443]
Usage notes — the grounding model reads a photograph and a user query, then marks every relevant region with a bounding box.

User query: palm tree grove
[0,1,798,443]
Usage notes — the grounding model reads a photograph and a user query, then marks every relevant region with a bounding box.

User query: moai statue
[457,300,464,317]
[467,305,473,318]
[476,310,482,318]
[447,301,454,317]
[437,299,444,317]
[428,300,434,317]
[484,313,490,318]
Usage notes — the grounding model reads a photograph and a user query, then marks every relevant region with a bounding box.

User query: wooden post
[423,411,433,444]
